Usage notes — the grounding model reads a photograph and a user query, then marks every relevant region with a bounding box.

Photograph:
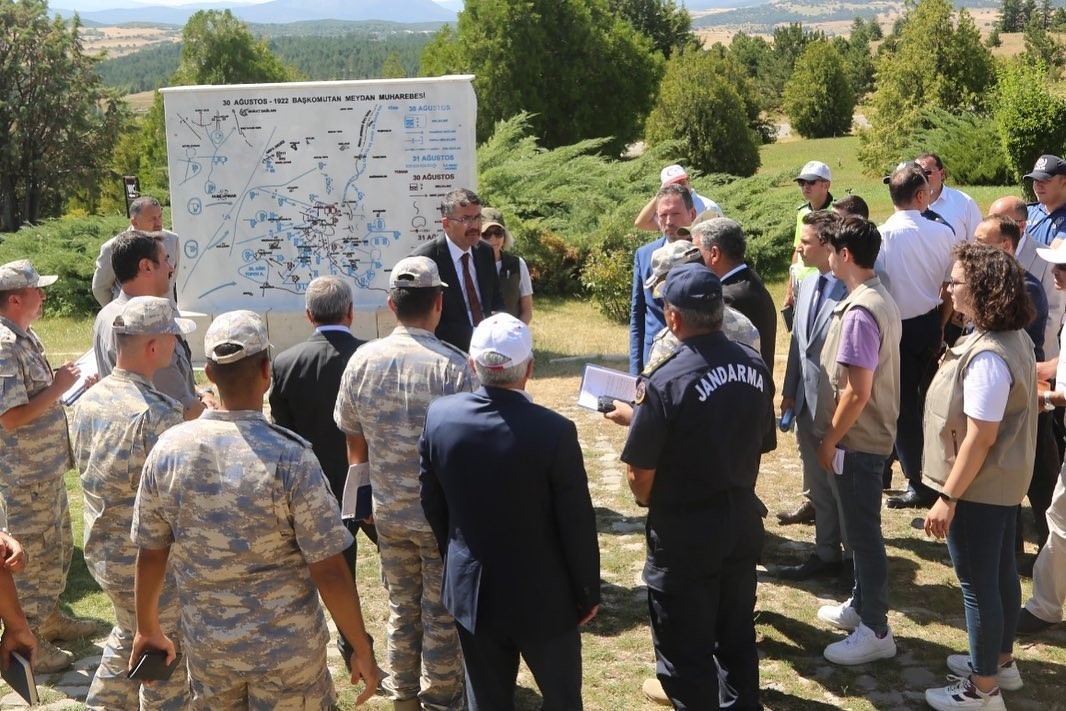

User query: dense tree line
[97,32,430,94]
[0,0,125,231]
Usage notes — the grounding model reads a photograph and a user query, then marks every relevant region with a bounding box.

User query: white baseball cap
[469,313,533,370]
[660,164,688,186]
[796,161,832,182]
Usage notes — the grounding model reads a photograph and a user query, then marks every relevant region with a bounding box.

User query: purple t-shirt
[836,307,881,371]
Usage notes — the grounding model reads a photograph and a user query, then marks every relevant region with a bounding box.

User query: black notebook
[127,650,182,681]
[1,650,39,705]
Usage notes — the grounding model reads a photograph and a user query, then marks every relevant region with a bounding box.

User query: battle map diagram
[161,77,477,314]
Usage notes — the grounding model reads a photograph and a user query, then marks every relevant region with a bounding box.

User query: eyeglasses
[482,229,505,239]
[446,214,482,226]
[946,279,966,289]
[796,179,823,186]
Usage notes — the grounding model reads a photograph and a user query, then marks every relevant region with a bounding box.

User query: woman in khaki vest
[922,244,1037,711]
[480,208,533,324]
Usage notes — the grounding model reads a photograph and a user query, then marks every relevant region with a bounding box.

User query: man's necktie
[460,252,483,325]
[808,274,827,339]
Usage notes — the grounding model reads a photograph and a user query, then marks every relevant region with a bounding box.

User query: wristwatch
[1042,392,1056,412]
[939,492,958,504]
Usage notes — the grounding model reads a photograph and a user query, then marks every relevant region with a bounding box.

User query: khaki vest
[815,277,902,455]
[922,329,1036,506]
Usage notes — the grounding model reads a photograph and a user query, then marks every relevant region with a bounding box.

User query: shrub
[645,49,762,176]
[581,230,647,324]
[517,229,586,298]
[782,40,856,138]
[0,215,128,317]
[993,59,1066,190]
[902,109,1013,185]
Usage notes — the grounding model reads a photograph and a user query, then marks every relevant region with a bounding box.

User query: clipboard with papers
[576,364,638,411]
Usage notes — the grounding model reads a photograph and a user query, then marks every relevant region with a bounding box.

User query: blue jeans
[836,450,890,635]
[946,500,1020,678]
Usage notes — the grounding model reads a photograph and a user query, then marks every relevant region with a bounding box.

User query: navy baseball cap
[661,263,722,310]
[1023,154,1066,181]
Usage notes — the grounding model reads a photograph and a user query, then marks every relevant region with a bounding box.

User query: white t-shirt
[962,352,1011,422]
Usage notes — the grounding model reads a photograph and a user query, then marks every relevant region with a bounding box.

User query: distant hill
[52,0,455,25]
[97,28,433,94]
[691,0,1001,29]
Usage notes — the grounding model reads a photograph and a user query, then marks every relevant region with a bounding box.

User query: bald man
[990,196,1062,360]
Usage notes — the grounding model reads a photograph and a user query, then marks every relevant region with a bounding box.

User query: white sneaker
[817,598,862,631]
[925,675,1006,710]
[823,623,897,665]
[946,654,1023,691]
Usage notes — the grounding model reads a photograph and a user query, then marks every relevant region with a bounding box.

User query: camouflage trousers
[377,521,464,710]
[187,645,335,710]
[86,583,190,710]
[0,475,72,625]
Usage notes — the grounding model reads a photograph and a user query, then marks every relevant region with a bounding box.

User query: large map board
[161,76,477,324]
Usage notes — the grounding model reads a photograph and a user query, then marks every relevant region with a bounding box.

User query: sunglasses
[796,179,824,186]
[482,229,505,239]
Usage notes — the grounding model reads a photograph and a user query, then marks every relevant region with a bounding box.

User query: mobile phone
[596,395,617,414]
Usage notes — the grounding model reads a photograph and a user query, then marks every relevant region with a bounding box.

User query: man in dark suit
[411,188,504,352]
[268,275,375,669]
[695,216,779,452]
[778,211,852,581]
[419,313,600,711]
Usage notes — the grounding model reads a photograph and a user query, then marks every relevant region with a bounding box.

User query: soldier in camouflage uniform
[0,260,96,674]
[335,256,473,711]
[644,241,762,370]
[72,297,193,709]
[131,310,379,710]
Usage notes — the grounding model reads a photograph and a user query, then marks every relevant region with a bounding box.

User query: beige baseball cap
[113,296,196,336]
[390,256,448,289]
[0,260,58,290]
[204,310,271,364]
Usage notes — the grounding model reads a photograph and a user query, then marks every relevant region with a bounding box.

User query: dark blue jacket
[420,386,600,642]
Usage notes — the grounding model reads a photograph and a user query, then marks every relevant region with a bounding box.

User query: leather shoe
[836,559,855,592]
[776,499,815,525]
[886,488,936,509]
[777,554,842,581]
[1015,608,1056,636]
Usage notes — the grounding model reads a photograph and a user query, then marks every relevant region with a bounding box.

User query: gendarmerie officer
[621,262,771,710]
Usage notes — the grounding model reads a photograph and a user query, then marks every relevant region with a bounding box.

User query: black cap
[1023,154,1066,181]
[661,262,723,310]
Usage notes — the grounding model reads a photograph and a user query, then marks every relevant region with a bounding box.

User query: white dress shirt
[876,210,956,320]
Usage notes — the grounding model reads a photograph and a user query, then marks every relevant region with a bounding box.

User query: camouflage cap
[204,310,271,364]
[113,296,196,336]
[0,260,58,290]
[645,241,703,295]
[390,256,448,289]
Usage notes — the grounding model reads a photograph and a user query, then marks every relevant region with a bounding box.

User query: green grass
[12,293,1066,710]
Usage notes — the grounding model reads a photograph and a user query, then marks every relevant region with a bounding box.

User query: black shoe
[886,488,936,509]
[1016,608,1056,636]
[1017,554,1036,579]
[777,554,841,581]
[836,559,855,592]
[776,500,816,525]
